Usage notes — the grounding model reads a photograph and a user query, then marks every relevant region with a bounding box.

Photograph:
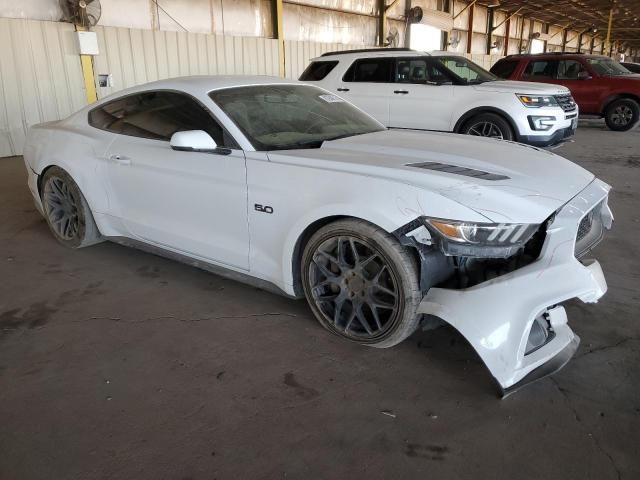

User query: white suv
[300,48,579,147]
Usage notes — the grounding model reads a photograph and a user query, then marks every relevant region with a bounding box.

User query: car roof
[501,53,610,60]
[94,75,299,103]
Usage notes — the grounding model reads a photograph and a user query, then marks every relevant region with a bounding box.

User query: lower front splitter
[499,334,580,399]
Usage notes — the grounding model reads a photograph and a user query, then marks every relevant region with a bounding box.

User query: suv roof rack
[320,47,415,57]
[505,52,586,58]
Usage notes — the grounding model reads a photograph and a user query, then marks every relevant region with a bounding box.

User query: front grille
[555,94,577,112]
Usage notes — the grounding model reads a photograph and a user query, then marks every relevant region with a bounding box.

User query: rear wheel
[604,98,639,131]
[41,167,102,248]
[462,113,514,141]
[301,219,422,348]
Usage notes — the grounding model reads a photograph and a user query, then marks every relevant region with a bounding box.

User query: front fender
[245,156,488,295]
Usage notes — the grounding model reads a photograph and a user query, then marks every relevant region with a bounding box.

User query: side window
[299,61,339,81]
[523,60,557,80]
[343,58,395,83]
[556,60,587,80]
[88,91,237,147]
[396,59,428,83]
[490,59,519,78]
[396,58,452,84]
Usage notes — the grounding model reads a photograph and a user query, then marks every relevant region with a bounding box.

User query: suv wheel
[301,219,422,349]
[462,113,514,141]
[604,98,640,131]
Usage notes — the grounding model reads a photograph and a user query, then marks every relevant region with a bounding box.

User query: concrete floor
[1,121,639,480]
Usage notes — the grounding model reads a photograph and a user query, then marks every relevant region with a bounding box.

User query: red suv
[491,53,640,131]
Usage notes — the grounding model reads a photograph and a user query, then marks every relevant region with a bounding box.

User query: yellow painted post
[75,25,98,103]
[275,0,285,78]
[80,54,98,104]
[605,6,614,56]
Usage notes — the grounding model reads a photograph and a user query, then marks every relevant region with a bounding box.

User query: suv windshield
[210,84,384,151]
[586,57,633,76]
[433,56,498,84]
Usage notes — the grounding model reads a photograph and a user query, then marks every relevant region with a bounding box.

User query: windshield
[586,57,633,76]
[209,84,384,151]
[433,56,498,84]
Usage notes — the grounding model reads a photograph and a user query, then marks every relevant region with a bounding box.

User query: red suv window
[490,59,519,79]
[523,60,557,80]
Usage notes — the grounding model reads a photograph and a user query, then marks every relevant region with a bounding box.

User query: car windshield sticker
[319,94,344,103]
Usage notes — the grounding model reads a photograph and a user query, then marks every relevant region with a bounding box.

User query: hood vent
[406,161,509,181]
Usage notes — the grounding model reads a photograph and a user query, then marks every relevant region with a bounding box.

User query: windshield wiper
[270,139,324,150]
[270,130,378,150]
[323,132,362,142]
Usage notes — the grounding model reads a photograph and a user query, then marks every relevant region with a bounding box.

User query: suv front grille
[555,94,577,112]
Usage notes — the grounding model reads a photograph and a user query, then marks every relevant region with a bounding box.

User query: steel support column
[467,2,474,54]
[273,0,285,77]
[605,6,614,56]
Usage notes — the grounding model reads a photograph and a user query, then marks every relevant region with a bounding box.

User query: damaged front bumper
[417,178,613,396]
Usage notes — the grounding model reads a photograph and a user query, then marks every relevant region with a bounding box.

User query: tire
[40,167,103,249]
[462,113,515,141]
[301,219,422,349]
[604,98,640,131]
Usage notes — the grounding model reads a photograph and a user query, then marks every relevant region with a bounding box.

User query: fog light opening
[525,312,555,355]
[528,116,556,131]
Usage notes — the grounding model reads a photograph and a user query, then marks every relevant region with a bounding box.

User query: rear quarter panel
[24,115,114,217]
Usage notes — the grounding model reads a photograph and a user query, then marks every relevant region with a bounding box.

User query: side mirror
[170,130,217,152]
[577,71,592,80]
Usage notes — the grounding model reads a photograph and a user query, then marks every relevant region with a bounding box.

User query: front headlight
[421,218,540,258]
[517,94,558,108]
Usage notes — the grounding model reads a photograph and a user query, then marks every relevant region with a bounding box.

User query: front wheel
[604,98,640,131]
[462,113,514,141]
[41,167,102,248]
[301,219,422,348]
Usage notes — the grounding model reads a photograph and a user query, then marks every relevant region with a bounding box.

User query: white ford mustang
[23,76,613,396]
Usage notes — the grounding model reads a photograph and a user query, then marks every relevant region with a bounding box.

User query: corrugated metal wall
[93,27,280,99]
[0,19,87,157]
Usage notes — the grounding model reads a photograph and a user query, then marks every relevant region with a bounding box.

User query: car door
[388,57,456,131]
[554,59,606,114]
[333,57,395,124]
[93,91,250,270]
[522,58,603,114]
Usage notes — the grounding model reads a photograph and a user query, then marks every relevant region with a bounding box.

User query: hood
[268,130,594,224]
[473,80,570,95]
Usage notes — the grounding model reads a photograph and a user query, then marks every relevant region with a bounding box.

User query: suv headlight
[517,94,558,108]
[422,218,540,258]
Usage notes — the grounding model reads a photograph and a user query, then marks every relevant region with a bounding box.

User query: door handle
[109,154,131,165]
[393,90,409,94]
[337,87,350,92]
